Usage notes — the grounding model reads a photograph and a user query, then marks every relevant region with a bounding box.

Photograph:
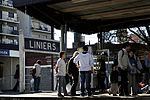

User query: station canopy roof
[13,0,150,34]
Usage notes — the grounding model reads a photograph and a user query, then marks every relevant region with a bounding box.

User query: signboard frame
[24,37,60,54]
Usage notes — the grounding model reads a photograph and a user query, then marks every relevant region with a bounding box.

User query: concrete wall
[17,10,31,36]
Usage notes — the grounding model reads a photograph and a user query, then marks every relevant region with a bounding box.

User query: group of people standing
[55,45,94,97]
[13,42,150,97]
[110,42,143,96]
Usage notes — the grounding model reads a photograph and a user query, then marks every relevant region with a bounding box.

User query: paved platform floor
[0,91,150,99]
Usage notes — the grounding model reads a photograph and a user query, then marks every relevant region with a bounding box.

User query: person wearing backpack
[118,42,134,96]
[33,60,41,92]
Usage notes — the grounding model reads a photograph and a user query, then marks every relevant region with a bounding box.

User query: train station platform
[0,91,150,100]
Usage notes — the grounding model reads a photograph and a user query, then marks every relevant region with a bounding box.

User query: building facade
[0,0,57,91]
[0,0,19,91]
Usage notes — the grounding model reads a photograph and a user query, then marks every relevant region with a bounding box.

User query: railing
[1,16,18,22]
[0,28,19,35]
[31,27,51,33]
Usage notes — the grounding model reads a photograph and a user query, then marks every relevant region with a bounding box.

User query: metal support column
[51,26,54,91]
[61,24,67,51]
[64,24,67,52]
[97,32,101,50]
[19,30,25,92]
[100,31,103,49]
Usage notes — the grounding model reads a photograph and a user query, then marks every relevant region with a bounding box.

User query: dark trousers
[34,77,40,91]
[80,71,91,96]
[97,75,105,91]
[71,72,79,96]
[120,70,129,96]
[13,79,19,91]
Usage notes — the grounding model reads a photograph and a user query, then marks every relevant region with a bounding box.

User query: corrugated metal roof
[13,0,150,34]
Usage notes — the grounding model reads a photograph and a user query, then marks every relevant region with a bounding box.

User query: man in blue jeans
[74,46,94,96]
[56,51,68,97]
[33,60,41,92]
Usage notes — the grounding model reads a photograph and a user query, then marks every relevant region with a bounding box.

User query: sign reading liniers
[25,38,60,53]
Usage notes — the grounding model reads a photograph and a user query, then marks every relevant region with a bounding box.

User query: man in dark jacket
[68,51,79,96]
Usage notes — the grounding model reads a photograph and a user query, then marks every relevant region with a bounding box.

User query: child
[110,64,119,96]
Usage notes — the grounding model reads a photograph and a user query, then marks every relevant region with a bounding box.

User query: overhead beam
[13,0,70,7]
[81,6,150,20]
[61,0,138,12]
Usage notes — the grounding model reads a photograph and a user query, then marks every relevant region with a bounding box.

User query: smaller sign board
[0,49,9,56]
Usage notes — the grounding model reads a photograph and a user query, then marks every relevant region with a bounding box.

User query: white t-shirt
[74,52,94,71]
[56,58,66,76]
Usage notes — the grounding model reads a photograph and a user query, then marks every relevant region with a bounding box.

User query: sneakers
[81,93,85,96]
[58,93,64,97]
[113,94,117,96]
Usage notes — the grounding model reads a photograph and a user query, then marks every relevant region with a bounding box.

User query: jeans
[111,83,118,95]
[58,76,67,95]
[128,73,137,94]
[97,75,105,91]
[34,77,40,91]
[80,71,91,96]
[71,72,79,96]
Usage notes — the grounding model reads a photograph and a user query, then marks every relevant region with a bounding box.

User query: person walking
[56,51,68,97]
[128,50,138,95]
[68,51,79,96]
[110,64,119,96]
[33,60,41,92]
[74,46,94,96]
[118,42,134,96]
[13,64,19,92]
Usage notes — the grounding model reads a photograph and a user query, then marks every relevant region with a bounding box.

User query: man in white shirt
[118,42,134,96]
[74,46,94,96]
[56,51,67,97]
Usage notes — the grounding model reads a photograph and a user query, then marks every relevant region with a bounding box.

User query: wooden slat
[81,6,150,20]
[49,0,105,10]
[102,11,150,20]
[72,2,150,16]
[61,0,138,12]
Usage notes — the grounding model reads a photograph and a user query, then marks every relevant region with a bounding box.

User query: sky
[54,29,98,48]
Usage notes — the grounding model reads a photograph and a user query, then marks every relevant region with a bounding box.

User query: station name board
[25,38,60,53]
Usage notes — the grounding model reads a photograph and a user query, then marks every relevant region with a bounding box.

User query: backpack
[114,50,124,65]
[30,68,36,77]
